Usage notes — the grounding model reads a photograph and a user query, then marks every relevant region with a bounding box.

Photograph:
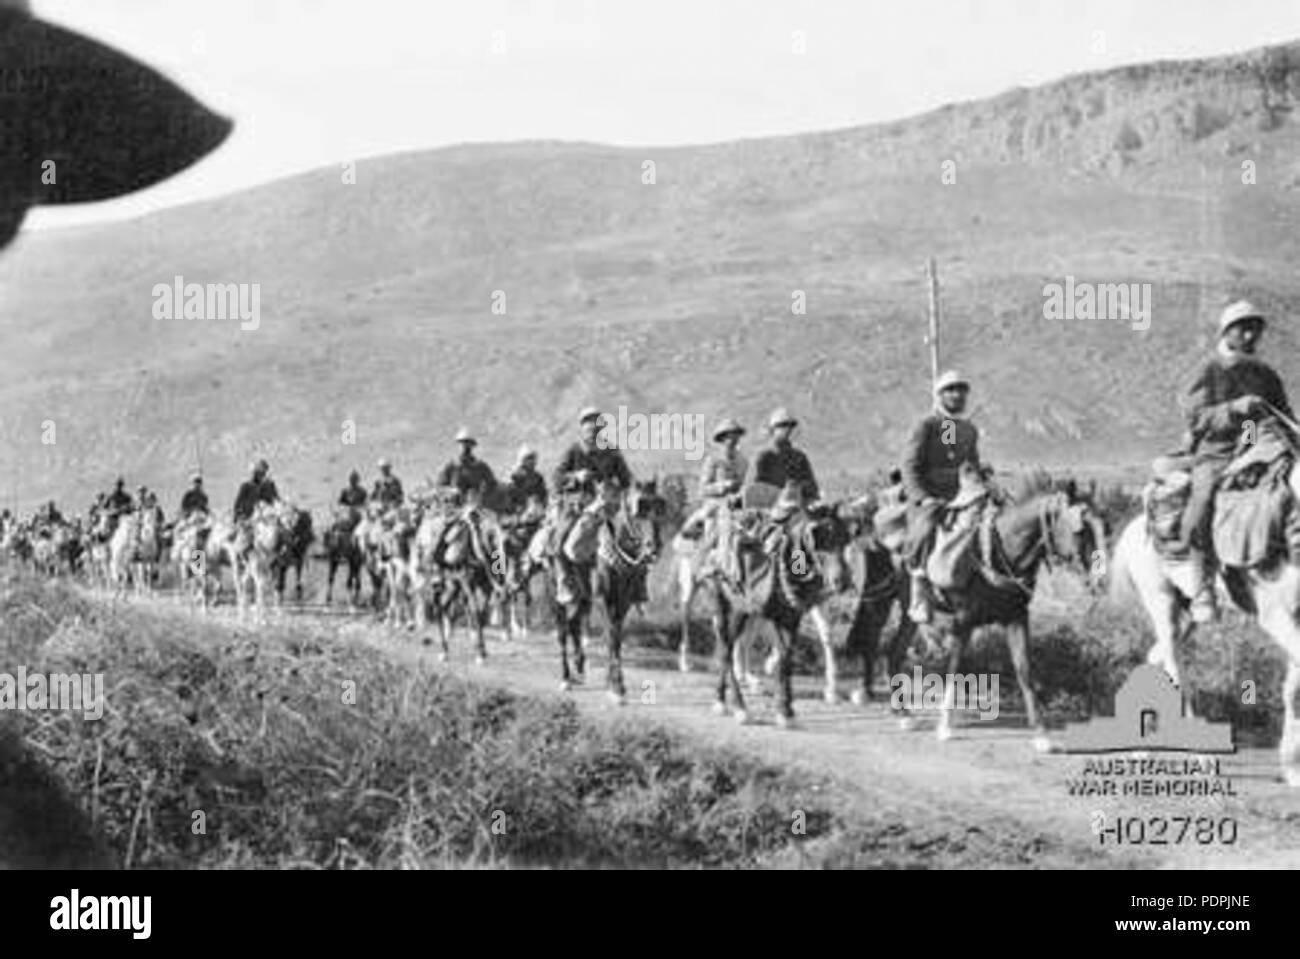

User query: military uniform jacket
[437,457,497,497]
[699,448,748,499]
[901,412,980,503]
[748,443,818,502]
[506,467,548,511]
[552,443,633,493]
[180,489,209,516]
[234,478,279,521]
[338,485,368,508]
[371,475,404,507]
[1183,352,1293,459]
[105,490,133,514]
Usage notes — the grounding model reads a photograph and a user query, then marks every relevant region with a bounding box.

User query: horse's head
[622,480,668,562]
[805,501,857,595]
[1003,480,1109,592]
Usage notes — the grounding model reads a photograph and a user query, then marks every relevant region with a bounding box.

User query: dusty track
[87,579,1300,870]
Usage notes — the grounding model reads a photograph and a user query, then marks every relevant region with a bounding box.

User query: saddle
[925,483,993,591]
[724,514,824,614]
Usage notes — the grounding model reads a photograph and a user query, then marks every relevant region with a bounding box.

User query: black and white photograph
[0,0,1296,914]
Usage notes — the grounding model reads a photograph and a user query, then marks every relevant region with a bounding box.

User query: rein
[977,494,1068,596]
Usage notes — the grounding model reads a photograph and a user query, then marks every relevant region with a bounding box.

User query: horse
[1109,461,1300,786]
[84,512,117,590]
[170,512,216,611]
[551,481,667,702]
[881,475,1107,747]
[708,505,831,726]
[215,503,287,624]
[322,506,365,606]
[353,506,392,611]
[497,496,549,638]
[271,504,314,604]
[416,498,512,664]
[673,498,856,702]
[108,507,164,599]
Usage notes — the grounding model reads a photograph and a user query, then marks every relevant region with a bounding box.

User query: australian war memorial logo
[1060,664,1238,815]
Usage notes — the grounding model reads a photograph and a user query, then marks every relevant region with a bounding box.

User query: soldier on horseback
[371,459,404,510]
[684,418,748,579]
[180,473,209,520]
[548,407,635,604]
[339,470,368,510]
[506,445,548,515]
[104,478,132,518]
[233,460,279,523]
[1173,300,1295,622]
[747,408,819,503]
[901,370,982,624]
[437,429,498,503]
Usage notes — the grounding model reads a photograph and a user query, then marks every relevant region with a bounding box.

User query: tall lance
[925,257,941,392]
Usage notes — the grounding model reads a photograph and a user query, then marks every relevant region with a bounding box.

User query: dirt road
[104,586,1300,869]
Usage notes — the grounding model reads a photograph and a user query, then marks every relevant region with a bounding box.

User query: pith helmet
[1217,300,1265,337]
[934,370,970,394]
[517,444,537,464]
[454,427,476,445]
[768,407,797,430]
[712,418,745,441]
[579,406,603,424]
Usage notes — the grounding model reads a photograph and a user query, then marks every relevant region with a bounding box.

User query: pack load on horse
[1112,300,1300,786]
[498,445,550,636]
[702,480,830,726]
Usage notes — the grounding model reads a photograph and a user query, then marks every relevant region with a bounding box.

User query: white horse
[1109,467,1300,786]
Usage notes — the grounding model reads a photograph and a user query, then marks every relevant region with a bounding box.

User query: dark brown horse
[708,510,830,726]
[322,506,365,606]
[552,481,667,702]
[850,476,1107,747]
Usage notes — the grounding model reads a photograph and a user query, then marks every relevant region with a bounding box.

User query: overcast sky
[26,0,1300,227]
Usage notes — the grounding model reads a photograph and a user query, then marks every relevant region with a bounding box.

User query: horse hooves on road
[734,709,749,726]
[559,680,571,693]
[711,701,727,716]
[936,725,955,742]
[774,713,796,730]
[823,689,843,705]
[607,691,626,707]
[850,689,868,707]
[474,656,486,667]
[1032,734,1056,754]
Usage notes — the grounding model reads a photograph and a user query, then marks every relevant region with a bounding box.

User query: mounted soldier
[547,407,635,604]
[179,473,209,520]
[747,408,819,504]
[506,445,548,517]
[104,478,133,518]
[436,429,498,505]
[684,418,748,580]
[339,470,368,510]
[1169,300,1296,621]
[233,460,279,524]
[371,459,404,511]
[901,369,983,624]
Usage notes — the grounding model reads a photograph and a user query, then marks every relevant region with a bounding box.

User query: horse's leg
[935,627,969,741]
[1254,580,1300,785]
[1004,616,1050,751]
[605,588,626,705]
[810,602,840,704]
[471,581,488,666]
[556,600,574,691]
[774,616,797,727]
[678,558,695,672]
[845,598,877,706]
